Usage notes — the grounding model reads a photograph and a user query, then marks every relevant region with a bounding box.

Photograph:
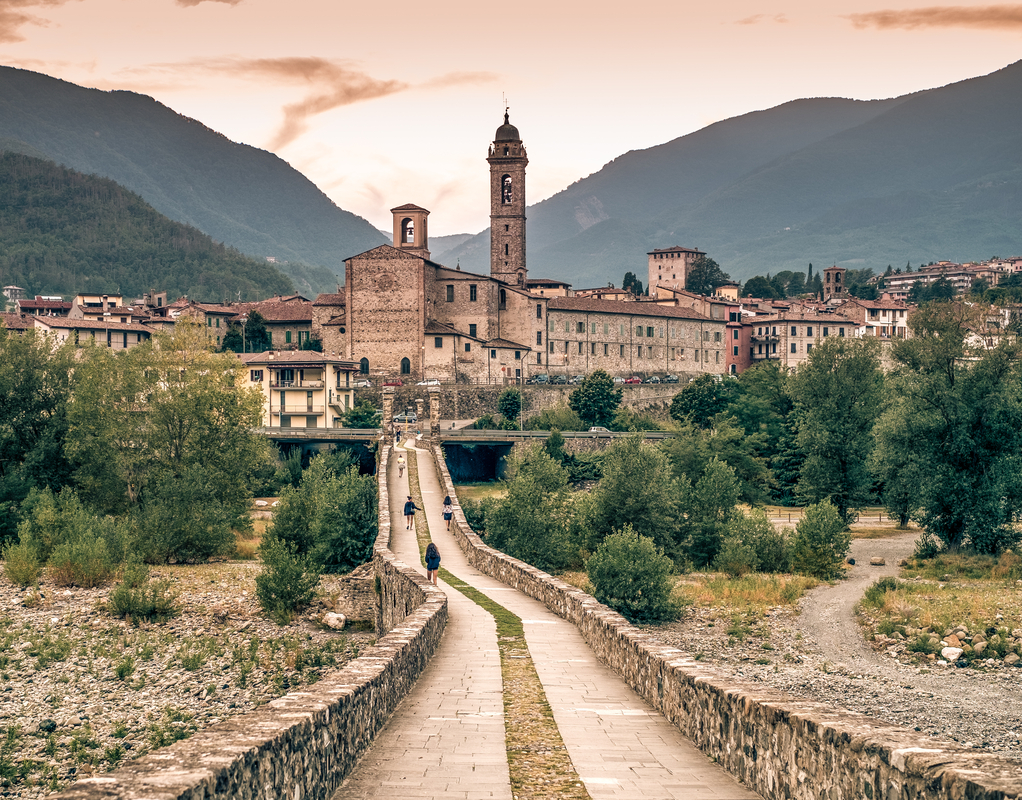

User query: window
[469,324,477,338]
[359,358,369,374]
[823,327,829,336]
[514,351,520,360]
[646,326,654,337]
[491,349,497,358]
[603,343,608,356]
[285,331,292,344]
[636,326,643,337]
[499,289,507,308]
[671,347,675,360]
[536,331,542,345]
[729,312,738,322]
[791,326,797,336]
[216,318,220,328]
[250,370,263,382]
[637,346,643,358]
[714,331,721,343]
[733,329,739,340]
[619,325,625,336]
[715,352,720,364]
[648,346,653,358]
[577,322,585,334]
[703,331,709,342]
[619,344,625,357]
[400,357,411,374]
[505,243,509,256]
[446,285,454,302]
[578,341,583,354]
[694,349,699,361]
[772,343,777,353]
[591,322,597,334]
[470,285,477,302]
[536,304,542,319]
[207,318,212,327]
[549,319,554,332]
[839,327,845,337]
[537,353,542,364]
[604,323,609,335]
[465,343,471,352]
[435,337,443,348]
[807,327,813,336]
[591,342,596,355]
[733,346,738,356]
[659,327,664,338]
[565,321,570,333]
[502,174,512,204]
[549,342,554,353]
[791,343,797,353]
[564,341,569,353]
[806,343,812,352]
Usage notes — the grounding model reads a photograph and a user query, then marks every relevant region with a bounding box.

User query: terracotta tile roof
[0,313,32,330]
[424,320,460,336]
[17,299,71,312]
[312,293,346,306]
[647,245,705,255]
[485,337,532,350]
[32,317,155,333]
[237,351,359,368]
[749,310,858,324]
[548,296,710,321]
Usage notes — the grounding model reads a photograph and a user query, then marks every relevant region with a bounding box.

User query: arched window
[359,357,369,375]
[499,288,507,308]
[401,217,414,243]
[501,175,512,204]
[400,357,411,375]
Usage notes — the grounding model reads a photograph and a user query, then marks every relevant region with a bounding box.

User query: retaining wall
[55,445,448,800]
[431,443,1022,800]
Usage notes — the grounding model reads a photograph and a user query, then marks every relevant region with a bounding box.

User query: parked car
[383,379,403,387]
[569,374,586,384]
[663,374,679,384]
[589,426,610,433]
[416,379,441,386]
[612,376,626,384]
[393,413,418,424]
[624,376,642,384]
[354,379,372,388]
[550,375,567,385]
[527,373,549,385]
[645,375,661,384]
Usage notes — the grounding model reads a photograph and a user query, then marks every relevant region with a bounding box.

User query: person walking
[442,495,454,531]
[397,453,406,477]
[404,495,419,530]
[424,541,441,585]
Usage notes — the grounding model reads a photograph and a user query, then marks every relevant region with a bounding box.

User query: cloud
[734,12,788,24]
[0,0,80,44]
[845,4,1022,30]
[175,0,244,5]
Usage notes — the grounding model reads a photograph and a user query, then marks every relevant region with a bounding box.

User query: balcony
[750,333,779,343]
[270,380,324,389]
[272,406,325,416]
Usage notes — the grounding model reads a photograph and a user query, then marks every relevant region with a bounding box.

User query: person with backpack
[424,541,441,585]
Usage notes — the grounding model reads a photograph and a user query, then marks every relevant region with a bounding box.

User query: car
[393,413,418,424]
[663,374,679,384]
[549,375,567,385]
[383,379,403,387]
[526,373,549,385]
[612,376,626,384]
[569,374,586,384]
[644,375,661,384]
[416,379,441,386]
[589,426,610,433]
[624,376,642,384]
[354,379,372,388]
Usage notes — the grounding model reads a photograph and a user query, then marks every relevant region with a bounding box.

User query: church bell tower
[487,110,528,286]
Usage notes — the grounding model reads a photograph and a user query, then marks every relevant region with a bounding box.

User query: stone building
[647,246,705,294]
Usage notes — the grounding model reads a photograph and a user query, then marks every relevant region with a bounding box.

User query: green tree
[497,388,523,428]
[741,275,779,299]
[622,272,644,296]
[587,526,679,623]
[685,256,731,297]
[568,369,622,428]
[789,337,882,524]
[544,428,566,462]
[661,418,770,505]
[869,401,922,528]
[878,302,1022,553]
[525,405,585,431]
[343,399,381,429]
[669,374,737,429]
[790,500,849,579]
[683,457,740,568]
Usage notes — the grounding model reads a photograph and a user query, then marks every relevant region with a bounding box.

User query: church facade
[342,114,726,383]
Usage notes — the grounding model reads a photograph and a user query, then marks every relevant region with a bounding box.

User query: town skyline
[1,0,1020,236]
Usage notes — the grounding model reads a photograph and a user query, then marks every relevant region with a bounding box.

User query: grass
[902,551,1022,582]
[673,573,820,614]
[453,482,506,503]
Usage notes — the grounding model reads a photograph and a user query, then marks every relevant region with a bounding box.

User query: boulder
[323,612,346,630]
[945,634,962,648]
[870,557,886,566]
[1005,653,1021,667]
[973,641,987,656]
[941,647,964,662]
[898,558,909,567]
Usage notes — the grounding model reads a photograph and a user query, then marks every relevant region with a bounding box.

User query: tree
[790,500,850,579]
[869,404,922,528]
[685,256,731,297]
[742,275,779,299]
[683,457,741,568]
[877,302,1022,553]
[622,272,644,296]
[669,374,737,429]
[497,388,522,428]
[587,527,679,622]
[568,369,622,427]
[787,272,806,296]
[299,335,324,352]
[343,399,381,429]
[221,311,271,354]
[789,337,883,524]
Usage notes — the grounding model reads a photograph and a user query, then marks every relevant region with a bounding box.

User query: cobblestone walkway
[334,439,761,800]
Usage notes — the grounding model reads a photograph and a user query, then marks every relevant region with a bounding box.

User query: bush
[913,530,943,560]
[713,533,759,578]
[47,535,116,588]
[565,451,604,483]
[107,561,179,623]
[256,534,321,625]
[1,541,41,587]
[861,576,900,609]
[790,500,850,579]
[586,526,680,623]
[717,509,791,575]
[525,405,585,432]
[462,497,496,533]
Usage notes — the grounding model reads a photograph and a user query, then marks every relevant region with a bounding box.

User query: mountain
[0,67,387,295]
[436,60,1022,287]
[0,150,294,301]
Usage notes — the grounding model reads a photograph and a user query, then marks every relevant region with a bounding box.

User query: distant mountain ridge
[437,61,1022,287]
[0,67,387,295]
[0,151,293,301]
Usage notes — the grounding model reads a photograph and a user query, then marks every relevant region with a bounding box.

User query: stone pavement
[334,438,761,800]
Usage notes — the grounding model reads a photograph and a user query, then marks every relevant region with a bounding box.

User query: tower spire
[487,110,528,285]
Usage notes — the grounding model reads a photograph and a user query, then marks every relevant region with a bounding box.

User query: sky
[1,0,1020,237]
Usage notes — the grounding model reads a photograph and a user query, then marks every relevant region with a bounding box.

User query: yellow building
[239,351,360,429]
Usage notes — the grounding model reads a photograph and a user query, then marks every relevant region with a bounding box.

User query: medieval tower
[487,110,528,286]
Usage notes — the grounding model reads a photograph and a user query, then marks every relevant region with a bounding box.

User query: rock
[255,500,268,507]
[66,716,82,727]
[973,641,987,656]
[211,608,229,624]
[323,612,346,630]
[847,557,856,565]
[945,634,962,648]
[1005,653,1021,667]
[39,718,57,733]
[898,559,909,567]
[941,647,963,662]
[990,634,1002,646]
[869,557,886,566]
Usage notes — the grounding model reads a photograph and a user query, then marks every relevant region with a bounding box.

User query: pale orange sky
[1,0,1020,235]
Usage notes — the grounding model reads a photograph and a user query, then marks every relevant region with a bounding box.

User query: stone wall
[53,445,448,800]
[430,443,1022,800]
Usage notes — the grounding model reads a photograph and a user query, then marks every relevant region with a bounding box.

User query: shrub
[713,533,759,577]
[913,530,943,560]
[47,536,116,588]
[256,534,321,625]
[1,541,41,587]
[713,508,789,577]
[861,576,900,609]
[107,561,179,624]
[461,497,496,533]
[790,500,850,579]
[586,526,679,623]
[525,405,585,432]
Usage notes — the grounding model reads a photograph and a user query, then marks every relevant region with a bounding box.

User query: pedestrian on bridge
[442,496,453,530]
[397,454,406,477]
[404,496,419,530]
[424,541,441,585]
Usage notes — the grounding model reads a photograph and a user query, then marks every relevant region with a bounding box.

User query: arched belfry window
[499,288,507,309]
[501,175,512,205]
[400,357,411,375]
[359,357,369,375]
[401,217,414,243]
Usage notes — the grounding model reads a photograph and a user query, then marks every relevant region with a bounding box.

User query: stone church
[341,113,726,383]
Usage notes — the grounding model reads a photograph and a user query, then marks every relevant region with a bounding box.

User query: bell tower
[487,109,528,286]
[391,203,430,260]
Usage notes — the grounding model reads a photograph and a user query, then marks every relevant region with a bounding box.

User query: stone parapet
[53,443,447,800]
[430,443,1022,800]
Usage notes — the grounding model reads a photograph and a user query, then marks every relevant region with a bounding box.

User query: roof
[748,310,858,324]
[525,277,571,286]
[494,111,520,142]
[312,293,346,306]
[17,299,71,311]
[424,320,483,342]
[845,296,909,310]
[647,245,705,256]
[32,317,155,333]
[485,337,532,350]
[0,313,32,330]
[238,351,359,369]
[548,296,711,321]
[390,203,430,213]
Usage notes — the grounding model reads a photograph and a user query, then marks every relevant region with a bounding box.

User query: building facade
[239,351,359,429]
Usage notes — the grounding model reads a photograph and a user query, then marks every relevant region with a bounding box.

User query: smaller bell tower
[487,110,528,286]
[391,204,430,260]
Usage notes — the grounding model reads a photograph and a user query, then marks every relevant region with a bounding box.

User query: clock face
[376,272,396,291]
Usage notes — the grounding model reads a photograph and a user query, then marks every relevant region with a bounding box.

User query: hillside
[0,151,294,301]
[437,60,1022,286]
[0,67,387,294]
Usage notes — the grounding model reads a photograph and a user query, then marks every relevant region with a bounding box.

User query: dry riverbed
[0,562,375,797]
